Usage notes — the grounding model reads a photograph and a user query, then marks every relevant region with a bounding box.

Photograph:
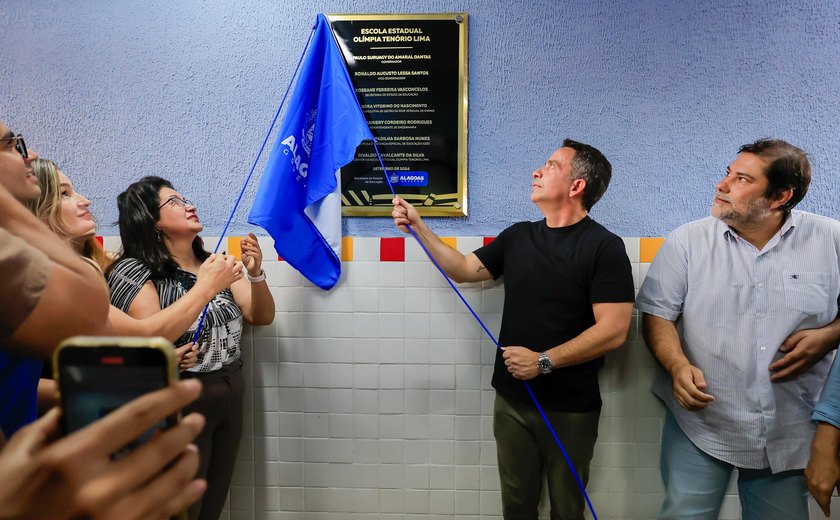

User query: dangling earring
[155,228,162,241]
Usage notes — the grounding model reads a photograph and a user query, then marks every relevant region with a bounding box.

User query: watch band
[246,269,266,283]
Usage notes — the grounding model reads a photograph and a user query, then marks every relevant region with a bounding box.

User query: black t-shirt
[473,216,635,411]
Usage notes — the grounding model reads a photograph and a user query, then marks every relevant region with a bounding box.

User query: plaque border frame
[327,12,469,217]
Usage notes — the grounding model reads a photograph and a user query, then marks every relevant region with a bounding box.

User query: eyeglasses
[158,196,192,209]
[0,134,28,159]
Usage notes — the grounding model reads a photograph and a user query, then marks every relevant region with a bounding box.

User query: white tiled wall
[104,235,837,520]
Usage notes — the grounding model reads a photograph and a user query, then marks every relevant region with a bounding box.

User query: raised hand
[241,233,264,277]
[392,196,422,234]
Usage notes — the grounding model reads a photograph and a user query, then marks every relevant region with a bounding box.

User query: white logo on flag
[302,109,317,157]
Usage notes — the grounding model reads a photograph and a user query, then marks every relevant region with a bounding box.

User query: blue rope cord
[190,22,317,344]
[371,140,599,519]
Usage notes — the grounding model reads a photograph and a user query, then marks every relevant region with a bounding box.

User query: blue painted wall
[3,0,839,238]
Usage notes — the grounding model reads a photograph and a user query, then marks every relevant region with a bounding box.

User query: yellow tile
[440,237,457,249]
[640,237,665,263]
[341,237,353,261]
[227,236,243,260]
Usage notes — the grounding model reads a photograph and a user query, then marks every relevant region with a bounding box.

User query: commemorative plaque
[328,13,468,216]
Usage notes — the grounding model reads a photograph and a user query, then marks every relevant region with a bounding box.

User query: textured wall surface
[3,0,840,238]
[4,3,840,518]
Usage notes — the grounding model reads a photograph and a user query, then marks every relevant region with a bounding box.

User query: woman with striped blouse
[106,176,275,520]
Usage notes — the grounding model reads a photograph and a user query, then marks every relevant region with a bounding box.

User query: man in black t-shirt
[393,139,635,519]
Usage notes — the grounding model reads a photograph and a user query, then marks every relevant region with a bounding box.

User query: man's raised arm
[392,196,492,283]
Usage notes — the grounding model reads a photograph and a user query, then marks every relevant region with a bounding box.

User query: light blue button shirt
[637,211,840,472]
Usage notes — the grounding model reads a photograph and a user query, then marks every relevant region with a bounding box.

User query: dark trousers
[182,360,244,520]
[493,392,600,520]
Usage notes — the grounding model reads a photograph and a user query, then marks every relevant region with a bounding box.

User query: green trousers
[493,392,600,520]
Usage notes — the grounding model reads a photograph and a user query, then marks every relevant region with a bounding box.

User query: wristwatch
[537,352,552,375]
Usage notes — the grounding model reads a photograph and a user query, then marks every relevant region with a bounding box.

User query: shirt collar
[779,210,797,237]
[719,211,798,246]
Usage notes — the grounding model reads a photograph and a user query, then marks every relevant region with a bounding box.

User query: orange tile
[227,236,243,260]
[640,237,665,263]
[341,237,353,261]
[440,237,457,249]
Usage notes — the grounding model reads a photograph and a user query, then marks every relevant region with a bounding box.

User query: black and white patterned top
[107,258,244,373]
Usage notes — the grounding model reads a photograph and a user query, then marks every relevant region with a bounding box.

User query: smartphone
[53,336,179,453]
[54,336,187,519]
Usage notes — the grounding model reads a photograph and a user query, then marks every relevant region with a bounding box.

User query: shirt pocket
[782,271,831,315]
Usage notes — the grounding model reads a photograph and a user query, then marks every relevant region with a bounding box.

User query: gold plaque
[328,13,469,217]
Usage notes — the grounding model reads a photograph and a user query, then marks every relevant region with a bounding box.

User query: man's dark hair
[105,176,208,280]
[738,139,811,212]
[563,139,612,211]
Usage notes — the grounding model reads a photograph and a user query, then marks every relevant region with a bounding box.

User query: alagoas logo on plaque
[390,172,429,187]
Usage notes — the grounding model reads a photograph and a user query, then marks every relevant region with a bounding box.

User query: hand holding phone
[46,336,200,519]
[54,337,179,449]
[0,378,206,520]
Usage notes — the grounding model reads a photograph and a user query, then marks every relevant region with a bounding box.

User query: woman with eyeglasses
[27,160,242,368]
[106,176,275,520]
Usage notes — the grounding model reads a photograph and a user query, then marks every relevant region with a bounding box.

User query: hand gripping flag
[248,13,373,289]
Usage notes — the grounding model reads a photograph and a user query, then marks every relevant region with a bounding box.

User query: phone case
[52,335,178,382]
[53,336,185,520]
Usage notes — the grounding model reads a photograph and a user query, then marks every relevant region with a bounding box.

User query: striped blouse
[107,257,244,373]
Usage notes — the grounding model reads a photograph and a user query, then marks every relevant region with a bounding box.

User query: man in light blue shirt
[637,139,840,519]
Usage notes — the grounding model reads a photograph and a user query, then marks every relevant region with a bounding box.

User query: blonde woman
[28,159,110,271]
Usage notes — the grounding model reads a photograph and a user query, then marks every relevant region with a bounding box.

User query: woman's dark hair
[106,176,208,279]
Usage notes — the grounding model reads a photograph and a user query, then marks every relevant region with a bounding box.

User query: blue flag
[248,13,373,290]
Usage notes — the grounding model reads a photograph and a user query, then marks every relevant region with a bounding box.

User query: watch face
[538,355,551,372]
